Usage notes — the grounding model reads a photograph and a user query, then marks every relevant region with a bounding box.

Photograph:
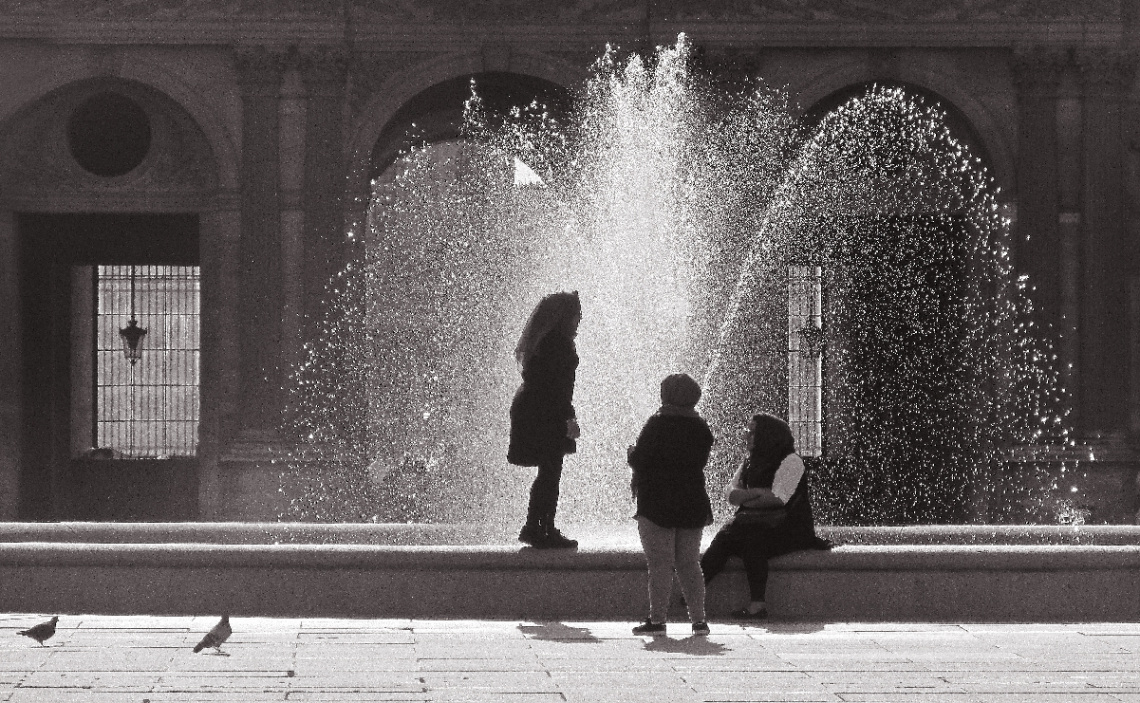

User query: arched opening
[368,71,572,182]
[795,82,1009,524]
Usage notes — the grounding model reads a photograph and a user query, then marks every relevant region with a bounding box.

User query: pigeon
[193,615,232,655]
[17,616,58,646]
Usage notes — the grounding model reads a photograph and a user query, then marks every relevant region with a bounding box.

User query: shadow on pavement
[518,622,602,642]
[642,635,728,655]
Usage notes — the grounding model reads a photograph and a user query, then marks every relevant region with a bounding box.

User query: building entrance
[19,213,200,521]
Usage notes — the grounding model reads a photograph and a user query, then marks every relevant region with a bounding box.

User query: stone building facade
[0,0,1137,522]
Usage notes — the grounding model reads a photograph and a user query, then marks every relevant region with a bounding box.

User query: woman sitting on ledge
[701,413,832,619]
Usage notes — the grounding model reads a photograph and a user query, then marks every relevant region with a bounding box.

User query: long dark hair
[514,291,581,369]
[743,413,796,488]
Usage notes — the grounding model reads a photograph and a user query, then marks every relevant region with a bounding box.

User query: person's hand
[566,418,581,440]
[626,444,635,459]
[629,478,638,502]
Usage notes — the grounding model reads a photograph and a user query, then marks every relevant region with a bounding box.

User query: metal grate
[95,265,200,458]
[787,264,823,457]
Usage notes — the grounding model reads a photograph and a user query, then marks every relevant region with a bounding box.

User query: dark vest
[737,455,816,541]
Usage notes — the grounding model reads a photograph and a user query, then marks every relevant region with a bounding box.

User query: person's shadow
[518,622,601,643]
[642,636,727,656]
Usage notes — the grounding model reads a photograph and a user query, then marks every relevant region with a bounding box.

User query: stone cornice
[0,0,1119,22]
[0,1,1127,48]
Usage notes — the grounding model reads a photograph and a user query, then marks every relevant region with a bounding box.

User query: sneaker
[539,528,578,549]
[518,524,544,547]
[691,621,710,636]
[632,621,666,636]
[730,607,768,620]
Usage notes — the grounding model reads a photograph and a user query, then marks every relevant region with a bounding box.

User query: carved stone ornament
[0,0,1121,22]
[0,81,216,205]
[0,0,340,19]
[798,322,826,357]
[652,0,1120,22]
[349,52,434,116]
[1076,49,1137,97]
[234,46,292,93]
[300,46,349,95]
[1011,46,1067,97]
[349,0,641,23]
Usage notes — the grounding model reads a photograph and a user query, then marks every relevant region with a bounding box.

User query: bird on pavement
[193,615,232,655]
[17,616,58,646]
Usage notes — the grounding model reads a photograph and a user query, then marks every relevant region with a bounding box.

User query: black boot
[519,519,545,547]
[540,513,577,549]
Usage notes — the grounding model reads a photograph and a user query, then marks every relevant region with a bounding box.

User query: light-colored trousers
[636,516,706,623]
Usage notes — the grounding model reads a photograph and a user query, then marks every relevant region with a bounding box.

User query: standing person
[627,373,715,636]
[701,413,831,619]
[508,291,582,549]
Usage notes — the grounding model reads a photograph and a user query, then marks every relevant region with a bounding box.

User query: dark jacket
[507,331,578,466]
[628,413,715,529]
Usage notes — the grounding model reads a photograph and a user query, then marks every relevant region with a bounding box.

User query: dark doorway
[19,213,200,521]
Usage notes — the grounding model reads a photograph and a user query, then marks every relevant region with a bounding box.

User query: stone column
[234,46,288,446]
[197,192,241,519]
[279,63,307,385]
[0,210,19,520]
[1012,46,1064,334]
[300,47,349,328]
[1077,49,1134,439]
[1057,63,1084,421]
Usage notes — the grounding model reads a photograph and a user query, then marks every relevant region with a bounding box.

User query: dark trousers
[525,456,564,528]
[700,523,805,601]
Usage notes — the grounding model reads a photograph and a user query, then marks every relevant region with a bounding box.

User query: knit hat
[660,373,702,408]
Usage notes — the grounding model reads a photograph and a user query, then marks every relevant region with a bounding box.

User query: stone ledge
[2,541,1140,572]
[3,522,1140,544]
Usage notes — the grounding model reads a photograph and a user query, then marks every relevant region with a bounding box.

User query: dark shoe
[518,524,544,547]
[539,528,578,549]
[632,621,666,636]
[691,621,710,636]
[731,607,768,620]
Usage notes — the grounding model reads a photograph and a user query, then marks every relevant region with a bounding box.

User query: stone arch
[795,63,1014,195]
[345,49,583,233]
[785,75,1017,524]
[0,76,221,211]
[114,56,239,192]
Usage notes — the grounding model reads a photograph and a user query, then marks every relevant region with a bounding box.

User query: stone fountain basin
[1,523,1138,621]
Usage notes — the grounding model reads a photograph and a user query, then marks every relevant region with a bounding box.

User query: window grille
[95,265,200,458]
[788,264,823,457]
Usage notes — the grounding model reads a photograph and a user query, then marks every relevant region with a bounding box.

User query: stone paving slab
[2,614,1140,702]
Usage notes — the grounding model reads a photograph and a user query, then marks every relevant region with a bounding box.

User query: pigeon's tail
[193,641,206,653]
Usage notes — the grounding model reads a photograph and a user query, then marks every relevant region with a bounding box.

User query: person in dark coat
[508,291,582,549]
[627,373,715,636]
[700,413,832,619]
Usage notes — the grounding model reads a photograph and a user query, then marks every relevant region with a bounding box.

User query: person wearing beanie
[627,373,715,637]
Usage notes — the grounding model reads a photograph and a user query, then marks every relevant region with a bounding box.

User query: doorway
[19,213,200,521]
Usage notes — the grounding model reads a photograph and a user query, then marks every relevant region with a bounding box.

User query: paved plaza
[1,614,1139,702]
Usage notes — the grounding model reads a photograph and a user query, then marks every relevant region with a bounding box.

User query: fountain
[4,38,1138,622]
[281,35,1071,534]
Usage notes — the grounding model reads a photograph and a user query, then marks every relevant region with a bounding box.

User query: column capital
[299,46,349,97]
[1075,48,1136,97]
[234,45,292,96]
[1011,45,1067,97]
